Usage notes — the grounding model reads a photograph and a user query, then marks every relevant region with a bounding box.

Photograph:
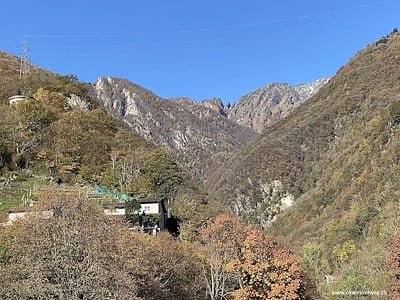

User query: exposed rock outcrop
[227,78,329,132]
[92,77,257,178]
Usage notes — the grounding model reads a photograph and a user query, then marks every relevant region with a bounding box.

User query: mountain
[2,29,400,294]
[227,78,329,133]
[210,31,400,229]
[91,76,330,176]
[0,51,214,230]
[208,30,400,291]
[199,98,227,116]
[91,77,257,177]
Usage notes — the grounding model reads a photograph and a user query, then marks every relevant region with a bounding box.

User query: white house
[102,198,167,230]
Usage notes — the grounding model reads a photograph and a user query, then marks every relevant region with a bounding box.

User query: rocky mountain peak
[91,77,257,178]
[200,98,226,116]
[169,97,197,107]
[293,77,330,99]
[227,78,329,133]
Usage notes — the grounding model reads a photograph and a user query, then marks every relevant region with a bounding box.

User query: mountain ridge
[227,77,330,132]
[92,75,328,177]
[92,76,257,178]
[1,29,400,294]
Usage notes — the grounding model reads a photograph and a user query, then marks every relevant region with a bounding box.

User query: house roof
[102,197,164,208]
[138,197,165,204]
[102,202,126,209]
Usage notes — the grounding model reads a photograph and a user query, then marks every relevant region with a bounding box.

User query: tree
[172,182,216,241]
[142,148,184,197]
[0,107,13,172]
[0,142,12,173]
[6,99,56,161]
[131,232,206,300]
[128,148,184,204]
[1,89,64,169]
[302,243,325,274]
[54,109,116,180]
[125,197,141,224]
[201,214,306,300]
[227,227,305,300]
[0,188,207,300]
[100,129,152,192]
[0,188,140,299]
[332,240,357,268]
[200,214,245,300]
[302,242,329,283]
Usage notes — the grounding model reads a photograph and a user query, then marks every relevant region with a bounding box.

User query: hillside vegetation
[0,189,306,299]
[0,52,211,229]
[2,29,400,298]
[0,49,309,300]
[209,30,400,295]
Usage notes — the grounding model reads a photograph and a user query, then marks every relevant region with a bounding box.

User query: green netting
[93,184,133,202]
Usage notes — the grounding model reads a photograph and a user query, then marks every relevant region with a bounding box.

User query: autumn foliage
[0,193,306,300]
[0,189,205,300]
[201,214,305,300]
[200,214,245,299]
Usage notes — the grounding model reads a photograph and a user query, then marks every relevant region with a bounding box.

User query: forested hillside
[209,30,400,295]
[0,51,211,228]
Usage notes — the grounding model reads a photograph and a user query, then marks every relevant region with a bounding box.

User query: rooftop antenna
[19,37,31,79]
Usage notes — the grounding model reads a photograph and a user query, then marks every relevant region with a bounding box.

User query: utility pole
[19,38,31,79]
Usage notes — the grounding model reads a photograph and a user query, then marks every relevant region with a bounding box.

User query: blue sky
[1,0,399,103]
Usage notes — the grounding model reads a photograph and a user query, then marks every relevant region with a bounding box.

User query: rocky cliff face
[92,77,257,177]
[200,98,226,116]
[227,78,329,133]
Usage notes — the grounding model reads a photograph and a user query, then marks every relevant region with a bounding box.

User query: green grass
[0,173,50,222]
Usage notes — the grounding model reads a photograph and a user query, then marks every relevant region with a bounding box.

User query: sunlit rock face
[227,78,329,133]
[92,77,257,178]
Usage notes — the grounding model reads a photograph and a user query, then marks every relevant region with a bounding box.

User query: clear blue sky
[1,0,399,103]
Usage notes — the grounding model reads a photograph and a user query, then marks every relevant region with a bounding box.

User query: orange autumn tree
[201,214,305,300]
[227,227,305,300]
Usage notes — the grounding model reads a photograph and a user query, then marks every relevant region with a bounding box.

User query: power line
[24,0,391,39]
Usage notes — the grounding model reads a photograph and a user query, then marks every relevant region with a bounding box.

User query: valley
[1,29,400,299]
